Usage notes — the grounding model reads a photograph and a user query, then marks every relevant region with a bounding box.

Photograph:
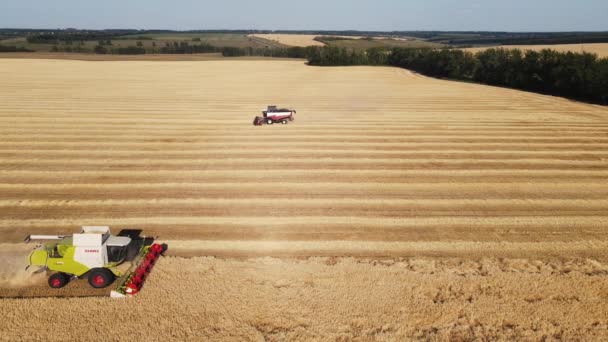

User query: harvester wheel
[87,268,115,288]
[266,119,273,125]
[48,272,69,289]
[281,120,288,124]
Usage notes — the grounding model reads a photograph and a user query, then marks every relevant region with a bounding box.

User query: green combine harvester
[26,226,168,297]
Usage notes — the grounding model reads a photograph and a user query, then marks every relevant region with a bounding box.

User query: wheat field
[0,59,607,256]
[2,255,608,340]
[249,34,326,47]
[1,58,607,340]
[248,34,421,48]
[464,43,608,57]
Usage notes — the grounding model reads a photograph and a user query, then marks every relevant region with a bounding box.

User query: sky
[1,0,607,32]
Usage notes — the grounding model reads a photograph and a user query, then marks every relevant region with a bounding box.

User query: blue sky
[1,0,607,31]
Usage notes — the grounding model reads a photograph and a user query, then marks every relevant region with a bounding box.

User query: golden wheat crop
[249,34,326,47]
[2,256,608,340]
[464,43,608,57]
[1,58,608,340]
[248,34,418,47]
[0,59,606,256]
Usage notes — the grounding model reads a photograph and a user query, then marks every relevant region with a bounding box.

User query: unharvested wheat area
[0,59,607,340]
[249,34,326,47]
[464,43,608,58]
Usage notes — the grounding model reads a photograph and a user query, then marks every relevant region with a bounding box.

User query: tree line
[307,46,389,66]
[427,32,608,46]
[88,42,316,58]
[26,32,127,44]
[307,46,608,105]
[0,45,33,53]
[220,46,316,58]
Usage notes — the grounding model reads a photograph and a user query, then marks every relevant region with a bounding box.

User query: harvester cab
[25,226,167,297]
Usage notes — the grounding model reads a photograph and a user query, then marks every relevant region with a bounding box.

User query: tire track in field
[1,182,607,200]
[2,150,608,162]
[3,170,608,184]
[3,159,607,172]
[1,215,607,244]
[2,198,608,221]
[3,142,608,151]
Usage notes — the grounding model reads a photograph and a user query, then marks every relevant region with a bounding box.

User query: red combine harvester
[253,105,296,126]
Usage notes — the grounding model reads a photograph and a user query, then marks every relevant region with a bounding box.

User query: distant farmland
[0,32,288,53]
[120,32,287,48]
[248,34,325,47]
[249,33,442,49]
[464,43,608,57]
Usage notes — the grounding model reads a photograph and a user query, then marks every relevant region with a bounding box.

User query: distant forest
[308,46,608,105]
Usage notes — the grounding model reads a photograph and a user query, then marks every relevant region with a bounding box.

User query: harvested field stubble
[2,256,608,340]
[0,59,607,254]
[0,58,608,339]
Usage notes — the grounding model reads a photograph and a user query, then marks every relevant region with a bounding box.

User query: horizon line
[2,28,608,34]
